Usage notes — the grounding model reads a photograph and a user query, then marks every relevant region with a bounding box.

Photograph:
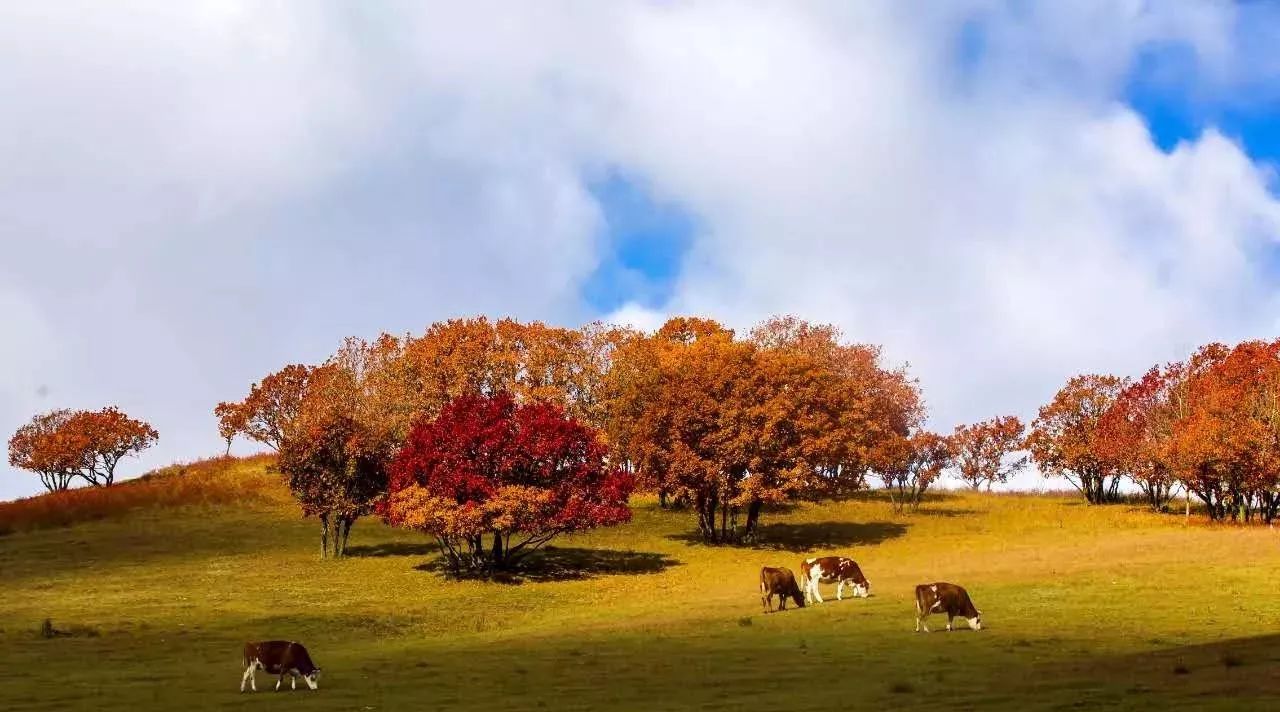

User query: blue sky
[582,173,696,314]
[4,1,1280,499]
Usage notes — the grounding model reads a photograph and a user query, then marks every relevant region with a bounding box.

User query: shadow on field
[345,541,437,558]
[751,521,908,551]
[909,508,980,518]
[1055,633,1280,703]
[414,546,680,584]
[668,521,908,552]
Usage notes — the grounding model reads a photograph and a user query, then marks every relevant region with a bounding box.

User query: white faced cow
[241,640,321,692]
[800,556,870,604]
[914,582,982,632]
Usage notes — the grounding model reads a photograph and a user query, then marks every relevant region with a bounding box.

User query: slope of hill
[2,457,1279,711]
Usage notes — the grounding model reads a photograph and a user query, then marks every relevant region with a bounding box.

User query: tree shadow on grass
[667,521,909,552]
[345,541,437,558]
[413,546,680,584]
[908,508,981,518]
[1041,633,1280,704]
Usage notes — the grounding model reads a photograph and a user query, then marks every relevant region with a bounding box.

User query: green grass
[3,459,1280,710]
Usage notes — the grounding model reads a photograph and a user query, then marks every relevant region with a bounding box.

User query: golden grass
[2,458,1279,710]
[0,454,278,535]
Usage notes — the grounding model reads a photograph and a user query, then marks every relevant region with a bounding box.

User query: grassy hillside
[2,458,1280,711]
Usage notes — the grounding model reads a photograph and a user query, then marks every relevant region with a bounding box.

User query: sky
[4,1,1280,500]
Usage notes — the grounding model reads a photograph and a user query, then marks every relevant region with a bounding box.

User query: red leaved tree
[953,416,1028,491]
[1096,364,1189,511]
[384,392,633,574]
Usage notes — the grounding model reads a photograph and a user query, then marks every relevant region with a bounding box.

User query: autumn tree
[1096,364,1189,511]
[880,430,955,511]
[394,317,623,428]
[216,364,312,452]
[953,416,1028,491]
[65,407,160,486]
[278,406,390,558]
[8,409,81,492]
[213,401,246,456]
[8,407,157,490]
[1169,341,1280,522]
[276,339,403,557]
[1027,374,1128,504]
[606,315,922,543]
[384,392,633,574]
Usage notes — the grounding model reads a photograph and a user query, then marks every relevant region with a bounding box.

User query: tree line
[1028,340,1280,522]
[16,315,1280,571]
[208,316,996,567]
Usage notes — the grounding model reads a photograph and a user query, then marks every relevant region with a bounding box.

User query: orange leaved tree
[8,407,157,489]
[880,430,956,511]
[606,315,922,543]
[1027,374,1128,504]
[277,339,401,558]
[953,416,1028,491]
[1169,341,1280,522]
[215,364,312,452]
[8,409,81,492]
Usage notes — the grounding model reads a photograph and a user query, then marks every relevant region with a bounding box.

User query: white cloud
[4,1,1280,496]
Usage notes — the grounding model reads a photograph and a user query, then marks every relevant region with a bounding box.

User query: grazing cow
[914,582,982,632]
[240,640,321,692]
[760,566,806,613]
[800,556,871,604]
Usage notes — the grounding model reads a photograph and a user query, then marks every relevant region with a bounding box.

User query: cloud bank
[3,1,1279,497]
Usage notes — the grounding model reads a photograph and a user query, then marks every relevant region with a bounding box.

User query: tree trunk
[340,517,353,557]
[743,499,763,542]
[320,513,330,559]
[491,531,505,569]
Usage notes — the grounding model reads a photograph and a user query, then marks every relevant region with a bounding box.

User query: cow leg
[291,673,297,690]
[276,671,286,691]
[240,664,255,692]
[837,580,844,601]
[946,616,953,632]
[811,580,824,604]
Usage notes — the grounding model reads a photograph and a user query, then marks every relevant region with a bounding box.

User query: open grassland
[3,459,1280,711]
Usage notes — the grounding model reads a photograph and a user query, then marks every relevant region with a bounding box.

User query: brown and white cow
[241,640,321,692]
[760,566,806,613]
[800,556,870,604]
[914,582,982,632]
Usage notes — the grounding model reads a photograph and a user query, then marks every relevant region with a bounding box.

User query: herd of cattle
[761,555,983,633]
[238,555,982,693]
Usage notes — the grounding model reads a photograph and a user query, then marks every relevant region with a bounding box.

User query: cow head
[968,612,982,631]
[304,669,320,690]
[853,580,871,598]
